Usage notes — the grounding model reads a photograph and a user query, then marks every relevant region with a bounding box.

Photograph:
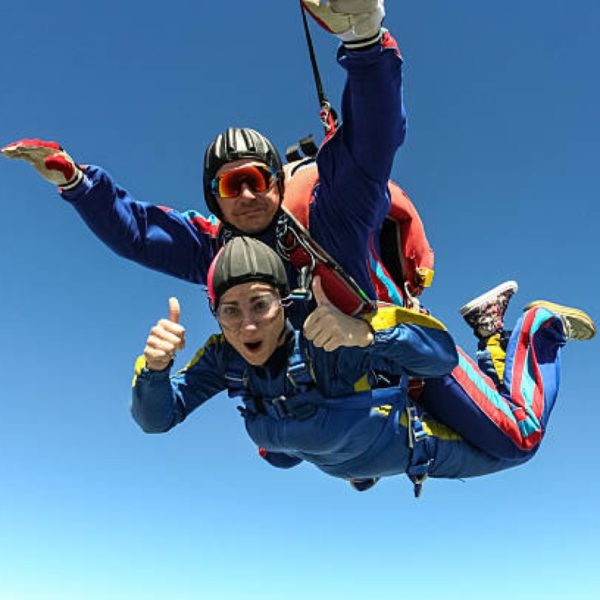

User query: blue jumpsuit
[59,32,406,303]
[60,27,563,466]
[131,305,566,483]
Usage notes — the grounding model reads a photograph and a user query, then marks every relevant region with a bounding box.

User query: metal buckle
[271,396,291,419]
[406,405,428,447]
[269,395,317,421]
[403,281,420,311]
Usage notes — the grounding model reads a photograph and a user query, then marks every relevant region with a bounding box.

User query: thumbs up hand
[144,297,187,371]
[303,276,374,352]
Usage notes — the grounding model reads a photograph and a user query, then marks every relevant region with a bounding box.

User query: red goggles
[211,165,276,199]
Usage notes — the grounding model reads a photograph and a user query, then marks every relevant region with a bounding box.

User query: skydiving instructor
[2,1,410,312]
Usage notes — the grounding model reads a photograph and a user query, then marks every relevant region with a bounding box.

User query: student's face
[214,159,280,233]
[217,282,285,366]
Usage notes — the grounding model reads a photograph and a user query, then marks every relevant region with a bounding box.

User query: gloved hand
[1,139,83,189]
[302,0,385,48]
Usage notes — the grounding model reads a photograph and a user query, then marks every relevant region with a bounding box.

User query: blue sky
[1,1,599,598]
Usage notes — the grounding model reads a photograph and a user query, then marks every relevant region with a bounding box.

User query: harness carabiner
[403,281,421,311]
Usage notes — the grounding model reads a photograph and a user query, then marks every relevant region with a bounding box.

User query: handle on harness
[405,403,433,498]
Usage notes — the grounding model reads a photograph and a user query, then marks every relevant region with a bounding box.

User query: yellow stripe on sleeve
[178,334,224,373]
[131,354,147,388]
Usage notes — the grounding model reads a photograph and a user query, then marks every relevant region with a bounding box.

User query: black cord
[300,2,328,108]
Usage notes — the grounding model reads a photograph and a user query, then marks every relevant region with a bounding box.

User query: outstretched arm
[307,0,406,212]
[65,166,219,283]
[301,2,406,292]
[2,139,219,284]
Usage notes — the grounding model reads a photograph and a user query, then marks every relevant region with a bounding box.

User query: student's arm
[131,334,228,434]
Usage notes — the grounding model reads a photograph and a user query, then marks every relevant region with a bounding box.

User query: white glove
[1,139,83,189]
[302,0,385,48]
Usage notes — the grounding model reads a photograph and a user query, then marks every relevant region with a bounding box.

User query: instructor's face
[215,159,280,233]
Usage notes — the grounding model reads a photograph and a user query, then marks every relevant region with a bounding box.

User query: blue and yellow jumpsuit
[131,305,566,483]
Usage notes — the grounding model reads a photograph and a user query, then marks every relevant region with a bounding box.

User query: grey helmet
[203,127,284,221]
[207,236,289,310]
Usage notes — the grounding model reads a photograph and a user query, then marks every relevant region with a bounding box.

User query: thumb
[168,297,181,323]
[44,153,76,181]
[312,276,331,307]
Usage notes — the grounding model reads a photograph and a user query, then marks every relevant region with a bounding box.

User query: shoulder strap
[223,329,316,415]
[276,208,375,316]
[286,330,316,394]
[223,347,249,400]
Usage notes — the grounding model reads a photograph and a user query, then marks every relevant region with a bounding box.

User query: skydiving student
[2,0,419,318]
[131,237,595,495]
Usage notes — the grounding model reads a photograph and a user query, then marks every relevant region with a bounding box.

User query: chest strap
[225,329,320,421]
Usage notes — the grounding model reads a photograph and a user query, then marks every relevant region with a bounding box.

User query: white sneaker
[460,281,519,339]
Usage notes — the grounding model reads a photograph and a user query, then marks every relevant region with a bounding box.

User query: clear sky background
[1,1,599,599]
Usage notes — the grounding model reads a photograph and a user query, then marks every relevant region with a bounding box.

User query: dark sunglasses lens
[218,167,271,198]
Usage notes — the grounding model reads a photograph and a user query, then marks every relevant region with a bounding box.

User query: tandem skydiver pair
[2,1,595,494]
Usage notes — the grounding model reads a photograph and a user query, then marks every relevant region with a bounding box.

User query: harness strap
[226,328,320,421]
[405,402,433,498]
[276,210,375,317]
[286,330,315,391]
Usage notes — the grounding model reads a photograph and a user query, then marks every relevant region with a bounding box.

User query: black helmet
[203,127,284,220]
[207,237,289,310]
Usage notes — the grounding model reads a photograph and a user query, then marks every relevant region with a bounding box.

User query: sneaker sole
[459,280,519,316]
[523,300,597,341]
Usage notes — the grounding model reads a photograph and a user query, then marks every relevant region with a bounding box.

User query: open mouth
[244,341,263,352]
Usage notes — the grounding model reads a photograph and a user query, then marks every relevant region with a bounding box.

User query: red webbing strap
[277,208,374,317]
